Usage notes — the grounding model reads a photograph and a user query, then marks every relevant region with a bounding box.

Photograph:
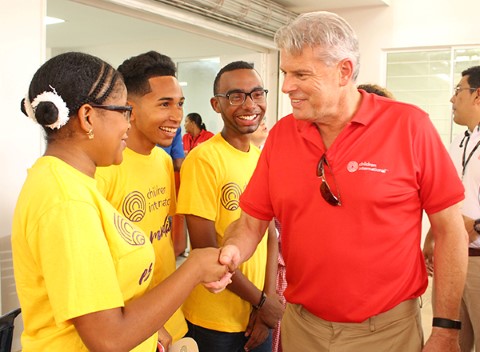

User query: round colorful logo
[347,161,359,173]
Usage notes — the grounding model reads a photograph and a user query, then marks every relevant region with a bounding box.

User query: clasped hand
[203,245,240,293]
[188,247,233,294]
[244,293,284,351]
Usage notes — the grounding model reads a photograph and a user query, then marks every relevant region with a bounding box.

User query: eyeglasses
[90,104,132,122]
[453,86,478,96]
[215,89,268,106]
[317,154,341,206]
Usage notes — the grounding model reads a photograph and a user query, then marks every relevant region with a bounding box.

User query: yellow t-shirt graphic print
[178,134,268,332]
[97,147,187,342]
[12,156,157,351]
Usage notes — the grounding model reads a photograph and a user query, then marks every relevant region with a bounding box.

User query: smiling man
[219,12,468,352]
[95,51,187,350]
[177,61,283,352]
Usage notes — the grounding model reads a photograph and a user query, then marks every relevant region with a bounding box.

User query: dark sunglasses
[317,154,341,206]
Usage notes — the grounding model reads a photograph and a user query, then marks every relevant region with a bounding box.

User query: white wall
[1,1,46,349]
[336,0,480,84]
[332,0,480,246]
[48,0,281,130]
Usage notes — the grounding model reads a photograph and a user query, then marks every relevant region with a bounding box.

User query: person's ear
[127,99,138,122]
[473,88,480,104]
[77,104,94,133]
[211,97,221,113]
[338,59,354,86]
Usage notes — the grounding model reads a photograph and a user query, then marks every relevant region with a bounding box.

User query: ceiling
[46,0,390,54]
[275,0,389,13]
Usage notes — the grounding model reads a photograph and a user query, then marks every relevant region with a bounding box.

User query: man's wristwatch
[432,317,462,330]
[474,218,480,235]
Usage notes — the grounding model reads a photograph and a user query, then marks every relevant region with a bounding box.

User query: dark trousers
[186,320,272,352]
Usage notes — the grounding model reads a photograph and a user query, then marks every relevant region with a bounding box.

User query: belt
[468,247,480,256]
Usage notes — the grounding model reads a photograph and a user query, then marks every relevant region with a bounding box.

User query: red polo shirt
[240,91,464,322]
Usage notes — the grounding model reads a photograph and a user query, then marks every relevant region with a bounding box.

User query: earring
[87,129,94,140]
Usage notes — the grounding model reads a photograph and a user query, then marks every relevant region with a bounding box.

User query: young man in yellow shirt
[177,61,283,352]
[96,51,187,349]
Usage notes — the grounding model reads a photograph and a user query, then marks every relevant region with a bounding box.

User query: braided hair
[21,52,123,141]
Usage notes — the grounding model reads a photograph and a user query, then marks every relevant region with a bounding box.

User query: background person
[423,65,480,352]
[219,11,468,352]
[12,51,231,352]
[249,118,286,352]
[250,118,269,149]
[177,61,283,352]
[160,102,187,258]
[159,127,188,257]
[160,128,185,172]
[182,112,214,155]
[357,83,395,99]
[271,219,286,352]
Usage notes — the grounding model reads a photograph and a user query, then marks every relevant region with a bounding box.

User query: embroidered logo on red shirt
[347,161,388,174]
[347,161,359,172]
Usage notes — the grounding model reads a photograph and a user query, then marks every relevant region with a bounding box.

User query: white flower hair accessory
[23,94,36,122]
[24,86,70,130]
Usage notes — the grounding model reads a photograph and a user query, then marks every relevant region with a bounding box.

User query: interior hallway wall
[335,0,480,85]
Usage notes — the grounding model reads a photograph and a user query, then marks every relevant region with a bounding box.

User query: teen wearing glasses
[177,61,283,352]
[219,11,468,352]
[12,52,231,352]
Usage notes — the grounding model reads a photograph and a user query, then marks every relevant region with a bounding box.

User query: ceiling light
[45,16,65,25]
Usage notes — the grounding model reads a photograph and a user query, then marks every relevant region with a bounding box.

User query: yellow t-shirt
[12,156,157,352]
[96,147,187,341]
[177,133,268,332]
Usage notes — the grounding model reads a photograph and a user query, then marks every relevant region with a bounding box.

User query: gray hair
[274,11,360,81]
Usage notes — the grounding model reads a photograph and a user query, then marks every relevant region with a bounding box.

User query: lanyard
[461,129,480,178]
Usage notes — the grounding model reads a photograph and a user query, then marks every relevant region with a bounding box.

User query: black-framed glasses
[90,104,132,122]
[317,154,341,206]
[215,89,268,106]
[453,86,478,96]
